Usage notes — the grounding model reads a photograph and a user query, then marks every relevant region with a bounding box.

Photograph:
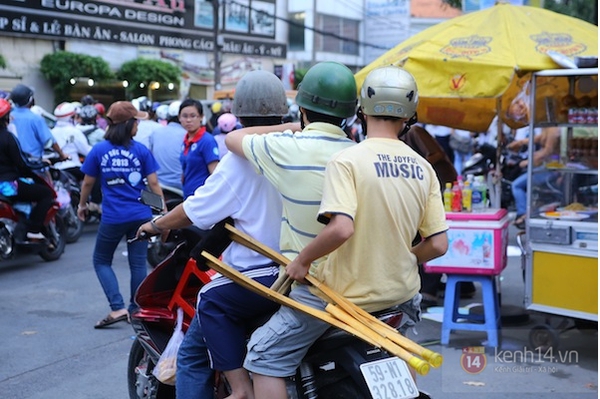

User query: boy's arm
[225,122,300,157]
[286,213,354,282]
[411,231,448,264]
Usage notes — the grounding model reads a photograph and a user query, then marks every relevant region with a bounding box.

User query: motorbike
[42,151,86,243]
[128,222,412,399]
[48,166,85,244]
[146,184,183,268]
[0,168,67,262]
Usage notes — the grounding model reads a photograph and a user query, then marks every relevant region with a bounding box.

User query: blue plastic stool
[441,274,501,347]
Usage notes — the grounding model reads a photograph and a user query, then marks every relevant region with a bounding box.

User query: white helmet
[156,104,169,120]
[168,101,182,118]
[71,101,83,115]
[54,102,76,119]
[359,66,418,119]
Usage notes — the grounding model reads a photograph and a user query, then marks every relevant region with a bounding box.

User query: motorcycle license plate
[360,357,419,399]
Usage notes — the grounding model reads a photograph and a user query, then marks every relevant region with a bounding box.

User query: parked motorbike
[146,184,183,268]
[0,169,67,262]
[128,223,411,399]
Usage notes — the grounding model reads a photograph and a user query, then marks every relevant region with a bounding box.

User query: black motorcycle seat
[0,194,15,204]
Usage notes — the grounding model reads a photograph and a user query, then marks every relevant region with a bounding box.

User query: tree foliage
[116,58,181,94]
[0,55,6,69]
[40,51,113,103]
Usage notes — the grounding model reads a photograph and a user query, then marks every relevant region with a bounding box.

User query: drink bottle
[462,181,472,212]
[451,181,462,212]
[443,182,452,212]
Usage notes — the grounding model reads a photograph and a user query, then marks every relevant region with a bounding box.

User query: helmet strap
[398,113,418,138]
[356,108,367,140]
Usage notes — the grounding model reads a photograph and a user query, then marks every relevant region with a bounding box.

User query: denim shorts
[244,286,422,378]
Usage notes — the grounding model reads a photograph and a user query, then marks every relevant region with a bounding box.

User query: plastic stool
[441,274,501,347]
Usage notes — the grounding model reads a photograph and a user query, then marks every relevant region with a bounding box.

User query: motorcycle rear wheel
[128,338,175,399]
[39,214,67,261]
[64,201,84,243]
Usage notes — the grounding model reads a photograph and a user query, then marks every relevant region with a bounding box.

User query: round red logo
[460,346,487,374]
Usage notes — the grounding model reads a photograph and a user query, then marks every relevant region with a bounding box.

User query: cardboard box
[424,208,509,276]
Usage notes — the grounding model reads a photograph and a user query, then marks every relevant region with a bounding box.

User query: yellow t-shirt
[313,138,448,312]
[242,122,356,260]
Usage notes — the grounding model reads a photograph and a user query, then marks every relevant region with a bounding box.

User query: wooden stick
[307,275,442,368]
[201,251,430,375]
[224,224,292,294]
[222,224,442,368]
[326,304,429,376]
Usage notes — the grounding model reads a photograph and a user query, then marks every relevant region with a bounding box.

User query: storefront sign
[0,1,286,57]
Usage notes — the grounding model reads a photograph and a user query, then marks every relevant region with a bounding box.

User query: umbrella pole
[493,97,503,209]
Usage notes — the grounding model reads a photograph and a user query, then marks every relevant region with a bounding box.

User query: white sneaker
[26,232,45,240]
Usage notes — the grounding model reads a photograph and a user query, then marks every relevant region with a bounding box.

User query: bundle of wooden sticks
[200,224,443,376]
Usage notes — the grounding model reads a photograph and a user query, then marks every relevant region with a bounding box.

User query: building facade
[0,0,460,109]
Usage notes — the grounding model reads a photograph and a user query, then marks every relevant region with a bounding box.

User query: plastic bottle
[443,182,452,212]
[451,181,462,212]
[462,181,472,212]
[478,175,488,209]
[471,177,483,211]
[457,175,464,189]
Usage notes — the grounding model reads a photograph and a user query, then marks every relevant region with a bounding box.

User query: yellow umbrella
[355,3,598,132]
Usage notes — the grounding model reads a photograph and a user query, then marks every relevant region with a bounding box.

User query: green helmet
[233,70,288,117]
[359,66,418,119]
[295,62,357,118]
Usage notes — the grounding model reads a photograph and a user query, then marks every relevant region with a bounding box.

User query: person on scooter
[137,70,288,399]
[225,61,358,264]
[78,101,165,328]
[51,102,92,181]
[76,105,106,146]
[0,99,55,241]
[241,66,449,399]
[8,84,69,162]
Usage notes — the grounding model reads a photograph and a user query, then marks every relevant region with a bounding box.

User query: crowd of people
[3,61,556,397]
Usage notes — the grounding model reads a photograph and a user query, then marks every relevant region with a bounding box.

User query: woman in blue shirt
[77,101,165,328]
[178,99,219,198]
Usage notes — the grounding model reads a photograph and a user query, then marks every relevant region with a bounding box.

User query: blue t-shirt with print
[180,133,220,198]
[81,140,159,224]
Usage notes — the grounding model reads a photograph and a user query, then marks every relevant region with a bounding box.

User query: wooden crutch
[201,251,431,376]
[222,224,443,368]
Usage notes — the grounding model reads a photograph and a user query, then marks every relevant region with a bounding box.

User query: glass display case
[524,68,598,322]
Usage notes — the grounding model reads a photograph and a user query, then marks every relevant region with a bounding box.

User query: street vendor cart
[523,68,598,349]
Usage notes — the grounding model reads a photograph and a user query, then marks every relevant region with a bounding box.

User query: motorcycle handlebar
[128,230,152,244]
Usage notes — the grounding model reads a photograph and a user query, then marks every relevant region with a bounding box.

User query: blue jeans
[93,220,148,314]
[176,313,214,399]
[511,167,556,216]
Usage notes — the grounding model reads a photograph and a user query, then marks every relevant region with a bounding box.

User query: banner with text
[0,0,285,57]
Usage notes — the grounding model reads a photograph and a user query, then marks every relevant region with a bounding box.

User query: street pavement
[410,220,598,398]
[0,219,597,398]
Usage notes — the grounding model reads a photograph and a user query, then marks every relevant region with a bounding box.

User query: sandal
[513,215,526,230]
[94,313,128,329]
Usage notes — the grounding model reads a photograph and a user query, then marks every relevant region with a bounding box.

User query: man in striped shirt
[225,61,359,397]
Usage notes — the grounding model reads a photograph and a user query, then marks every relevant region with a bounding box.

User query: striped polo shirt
[242,122,356,261]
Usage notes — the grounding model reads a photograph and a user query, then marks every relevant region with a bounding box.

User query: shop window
[288,12,305,51]
[316,14,359,55]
